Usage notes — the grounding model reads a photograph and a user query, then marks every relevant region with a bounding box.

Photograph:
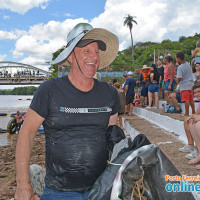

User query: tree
[124,14,137,68]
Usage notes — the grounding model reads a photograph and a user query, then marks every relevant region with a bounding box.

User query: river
[0,95,33,146]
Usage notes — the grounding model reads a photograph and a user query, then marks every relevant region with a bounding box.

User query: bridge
[0,61,51,85]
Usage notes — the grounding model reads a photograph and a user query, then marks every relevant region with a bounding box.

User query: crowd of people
[112,43,200,172]
[0,69,41,78]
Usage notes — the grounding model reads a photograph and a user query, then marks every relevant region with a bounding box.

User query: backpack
[163,103,176,113]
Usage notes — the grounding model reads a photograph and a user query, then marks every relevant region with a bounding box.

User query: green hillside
[110,34,200,71]
[50,33,200,76]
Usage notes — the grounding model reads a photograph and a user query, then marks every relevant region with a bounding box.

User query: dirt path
[0,134,45,200]
[124,114,199,176]
[0,111,198,199]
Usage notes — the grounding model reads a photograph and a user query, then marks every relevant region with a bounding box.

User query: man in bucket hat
[15,23,120,200]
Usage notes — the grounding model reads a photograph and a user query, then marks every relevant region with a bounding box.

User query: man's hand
[186,116,192,124]
[168,85,171,91]
[190,114,200,123]
[15,183,35,200]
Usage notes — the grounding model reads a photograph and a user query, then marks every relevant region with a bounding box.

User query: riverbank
[0,107,28,147]
[0,133,45,200]
[0,105,199,199]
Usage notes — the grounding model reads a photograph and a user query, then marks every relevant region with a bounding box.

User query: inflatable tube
[0,128,7,133]
[38,125,44,134]
[0,113,7,116]
[10,112,26,117]
[7,118,17,134]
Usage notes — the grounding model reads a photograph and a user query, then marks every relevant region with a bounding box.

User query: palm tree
[124,15,137,67]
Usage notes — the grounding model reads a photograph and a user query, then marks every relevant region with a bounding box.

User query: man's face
[176,57,180,63]
[194,88,200,100]
[72,42,100,78]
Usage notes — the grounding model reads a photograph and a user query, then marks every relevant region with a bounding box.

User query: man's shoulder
[41,76,66,88]
[177,64,183,71]
[182,62,191,67]
[179,62,191,71]
[130,77,136,82]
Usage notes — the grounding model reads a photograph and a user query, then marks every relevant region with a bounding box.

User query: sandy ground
[0,107,199,199]
[0,107,45,200]
[124,114,200,177]
[0,134,45,200]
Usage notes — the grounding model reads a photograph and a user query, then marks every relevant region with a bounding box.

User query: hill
[50,33,200,75]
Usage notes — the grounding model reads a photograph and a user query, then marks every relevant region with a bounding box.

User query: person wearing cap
[124,71,136,116]
[15,23,120,200]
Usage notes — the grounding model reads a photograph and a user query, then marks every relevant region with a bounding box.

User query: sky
[0,0,200,88]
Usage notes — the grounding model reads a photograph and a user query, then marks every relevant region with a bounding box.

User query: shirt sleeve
[176,66,183,79]
[110,85,121,115]
[30,78,54,118]
[125,79,129,86]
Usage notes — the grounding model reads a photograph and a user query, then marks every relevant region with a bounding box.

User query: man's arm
[192,48,199,57]
[176,66,182,84]
[168,64,175,90]
[15,108,44,200]
[150,73,154,82]
[177,78,182,84]
[125,84,129,96]
[108,113,118,126]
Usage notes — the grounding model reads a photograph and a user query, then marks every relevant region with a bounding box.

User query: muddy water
[0,95,33,146]
[0,132,17,146]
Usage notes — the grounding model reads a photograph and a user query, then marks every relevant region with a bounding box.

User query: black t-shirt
[30,76,121,192]
[136,73,144,87]
[149,70,160,84]
[157,66,164,80]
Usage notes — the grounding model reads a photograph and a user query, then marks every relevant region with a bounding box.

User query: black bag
[88,134,151,200]
[106,125,126,151]
[118,146,195,200]
[89,135,195,200]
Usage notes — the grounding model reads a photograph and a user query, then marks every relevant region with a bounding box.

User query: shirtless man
[14,111,22,132]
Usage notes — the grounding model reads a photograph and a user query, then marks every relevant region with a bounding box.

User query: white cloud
[0,30,17,40]
[12,18,88,68]
[0,0,49,14]
[3,15,10,19]
[9,0,200,68]
[92,0,200,50]
[0,54,7,61]
[20,57,50,71]
[65,13,72,17]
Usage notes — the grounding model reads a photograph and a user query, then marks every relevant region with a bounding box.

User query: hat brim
[142,67,151,70]
[51,28,119,70]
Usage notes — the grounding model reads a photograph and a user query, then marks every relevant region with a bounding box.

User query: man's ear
[67,52,73,63]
